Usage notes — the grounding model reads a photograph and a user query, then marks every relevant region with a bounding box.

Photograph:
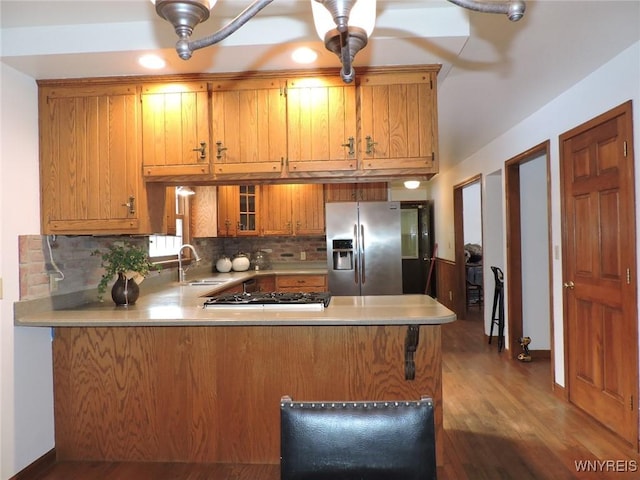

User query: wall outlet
[300,251,306,260]
[50,274,58,292]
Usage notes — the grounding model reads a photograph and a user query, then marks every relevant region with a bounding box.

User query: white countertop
[14,268,456,327]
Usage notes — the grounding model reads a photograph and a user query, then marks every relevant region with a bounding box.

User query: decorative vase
[111,272,140,306]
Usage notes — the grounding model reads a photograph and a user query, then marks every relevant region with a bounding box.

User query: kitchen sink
[188,279,228,286]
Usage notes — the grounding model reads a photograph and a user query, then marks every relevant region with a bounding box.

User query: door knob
[563,281,575,289]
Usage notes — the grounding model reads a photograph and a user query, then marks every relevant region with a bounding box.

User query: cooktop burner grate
[203,292,332,310]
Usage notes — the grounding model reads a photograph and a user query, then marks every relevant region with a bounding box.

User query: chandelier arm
[446,0,526,21]
[186,0,274,53]
[339,30,354,83]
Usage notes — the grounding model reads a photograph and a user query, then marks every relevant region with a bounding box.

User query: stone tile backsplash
[18,234,327,301]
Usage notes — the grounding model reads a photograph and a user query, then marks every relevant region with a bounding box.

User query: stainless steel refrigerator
[326,201,402,296]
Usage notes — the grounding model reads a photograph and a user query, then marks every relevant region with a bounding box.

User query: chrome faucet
[178,244,201,283]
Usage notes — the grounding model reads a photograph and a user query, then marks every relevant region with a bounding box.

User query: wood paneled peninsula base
[53,322,446,466]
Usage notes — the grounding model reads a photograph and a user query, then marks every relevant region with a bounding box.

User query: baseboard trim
[528,349,551,359]
[552,382,567,401]
[9,448,56,480]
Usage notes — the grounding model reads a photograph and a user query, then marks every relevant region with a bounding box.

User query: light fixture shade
[311,0,376,40]
[176,186,196,196]
[404,180,421,190]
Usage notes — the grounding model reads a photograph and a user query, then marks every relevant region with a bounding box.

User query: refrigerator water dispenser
[332,239,354,270]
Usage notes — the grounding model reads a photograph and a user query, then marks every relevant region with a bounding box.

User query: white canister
[231,253,251,272]
[215,255,232,273]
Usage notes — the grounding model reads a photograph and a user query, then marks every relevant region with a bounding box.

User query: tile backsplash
[18,234,327,301]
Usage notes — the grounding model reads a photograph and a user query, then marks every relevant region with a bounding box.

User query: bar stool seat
[280,396,437,480]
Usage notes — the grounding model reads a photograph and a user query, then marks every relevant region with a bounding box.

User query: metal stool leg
[490,267,504,351]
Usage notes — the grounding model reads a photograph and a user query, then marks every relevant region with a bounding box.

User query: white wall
[520,155,551,350]
[483,170,504,336]
[1,64,55,479]
[429,41,640,387]
[462,182,481,245]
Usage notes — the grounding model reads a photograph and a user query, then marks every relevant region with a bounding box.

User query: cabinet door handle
[365,136,377,155]
[341,137,355,157]
[192,141,207,161]
[216,141,227,160]
[122,196,135,215]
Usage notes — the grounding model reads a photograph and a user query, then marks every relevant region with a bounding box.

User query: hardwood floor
[26,310,639,480]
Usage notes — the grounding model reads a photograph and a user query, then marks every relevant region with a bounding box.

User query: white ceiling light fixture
[311,0,376,83]
[152,0,525,83]
[138,54,166,69]
[176,186,196,196]
[404,180,421,190]
[292,47,319,65]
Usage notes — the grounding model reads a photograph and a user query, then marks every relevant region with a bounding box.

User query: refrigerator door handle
[353,224,359,285]
[360,224,365,284]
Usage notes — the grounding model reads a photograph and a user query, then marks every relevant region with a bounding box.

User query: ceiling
[1,0,639,170]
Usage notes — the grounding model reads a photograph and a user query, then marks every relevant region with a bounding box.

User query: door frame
[504,141,554,368]
[453,174,482,320]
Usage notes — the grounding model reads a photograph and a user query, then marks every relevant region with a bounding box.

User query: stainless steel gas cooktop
[203,292,332,311]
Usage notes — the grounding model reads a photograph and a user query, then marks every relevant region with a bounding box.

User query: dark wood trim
[434,257,456,311]
[552,382,568,402]
[452,175,482,321]
[504,141,552,369]
[36,64,442,87]
[527,350,551,359]
[9,449,56,480]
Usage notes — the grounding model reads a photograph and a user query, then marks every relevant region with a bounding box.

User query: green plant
[93,242,159,300]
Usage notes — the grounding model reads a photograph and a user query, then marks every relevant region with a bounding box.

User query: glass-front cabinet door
[217,185,259,237]
[238,185,259,235]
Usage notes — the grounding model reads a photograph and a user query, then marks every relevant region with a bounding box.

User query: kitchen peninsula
[15,273,455,467]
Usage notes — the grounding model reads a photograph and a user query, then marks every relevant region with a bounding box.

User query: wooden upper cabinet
[216,185,260,237]
[211,78,286,177]
[325,182,388,202]
[39,84,148,235]
[190,186,218,238]
[261,184,293,235]
[292,184,325,235]
[216,185,239,237]
[359,71,438,173]
[261,184,325,236]
[286,77,357,175]
[141,82,211,177]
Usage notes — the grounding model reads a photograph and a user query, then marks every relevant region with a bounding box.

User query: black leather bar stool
[489,266,505,352]
[280,396,437,480]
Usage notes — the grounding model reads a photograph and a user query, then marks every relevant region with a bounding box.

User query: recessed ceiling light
[139,54,166,70]
[291,47,318,65]
[404,180,421,190]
